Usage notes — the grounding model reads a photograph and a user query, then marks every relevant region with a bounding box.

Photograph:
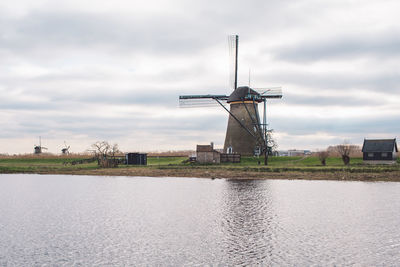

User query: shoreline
[2,167,400,182]
[1,155,399,182]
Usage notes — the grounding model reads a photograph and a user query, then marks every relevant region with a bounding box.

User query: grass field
[219,156,365,167]
[0,155,97,173]
[0,155,398,171]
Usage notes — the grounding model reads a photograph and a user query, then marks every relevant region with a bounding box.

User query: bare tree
[91,141,121,168]
[263,129,278,165]
[334,141,358,165]
[266,129,278,155]
[317,150,330,166]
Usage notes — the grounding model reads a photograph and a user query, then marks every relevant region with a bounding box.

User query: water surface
[0,174,399,265]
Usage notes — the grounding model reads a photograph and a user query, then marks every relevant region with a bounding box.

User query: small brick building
[196,143,220,164]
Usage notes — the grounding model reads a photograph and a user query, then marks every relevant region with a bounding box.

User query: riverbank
[38,167,400,182]
[1,155,399,181]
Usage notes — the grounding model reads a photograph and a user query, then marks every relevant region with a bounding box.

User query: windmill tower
[61,141,70,154]
[34,136,48,154]
[179,35,282,165]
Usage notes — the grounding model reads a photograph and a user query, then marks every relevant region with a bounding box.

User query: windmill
[34,136,48,154]
[179,35,282,165]
[62,141,70,154]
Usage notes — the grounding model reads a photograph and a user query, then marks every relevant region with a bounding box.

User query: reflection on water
[0,174,399,266]
[220,180,277,265]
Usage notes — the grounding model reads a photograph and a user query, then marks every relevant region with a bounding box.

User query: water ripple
[0,175,400,266]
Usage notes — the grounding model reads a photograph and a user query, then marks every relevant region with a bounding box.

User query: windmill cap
[227,86,262,103]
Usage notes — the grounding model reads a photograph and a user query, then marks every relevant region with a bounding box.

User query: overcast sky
[1,0,399,154]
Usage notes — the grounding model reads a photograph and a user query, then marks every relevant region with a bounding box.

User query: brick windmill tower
[179,35,282,164]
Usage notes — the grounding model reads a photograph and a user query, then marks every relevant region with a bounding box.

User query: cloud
[273,33,400,63]
[272,115,400,136]
[0,0,399,154]
[0,10,224,58]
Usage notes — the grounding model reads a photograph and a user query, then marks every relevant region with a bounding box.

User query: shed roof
[361,139,398,152]
[197,145,214,152]
[227,86,261,103]
[196,145,221,153]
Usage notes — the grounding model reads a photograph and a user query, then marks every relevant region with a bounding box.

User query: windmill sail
[253,87,283,98]
[228,35,238,91]
[179,95,228,108]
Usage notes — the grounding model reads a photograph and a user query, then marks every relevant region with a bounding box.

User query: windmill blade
[179,97,227,108]
[253,87,283,98]
[179,94,228,100]
[228,35,238,91]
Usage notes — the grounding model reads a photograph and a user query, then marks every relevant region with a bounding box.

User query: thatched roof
[227,86,261,103]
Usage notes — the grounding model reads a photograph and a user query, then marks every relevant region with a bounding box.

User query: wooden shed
[362,139,398,164]
[125,153,147,165]
[196,143,220,164]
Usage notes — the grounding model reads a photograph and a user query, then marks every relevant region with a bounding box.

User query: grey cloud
[282,93,383,107]
[0,11,222,57]
[1,0,399,153]
[271,115,400,136]
[0,0,297,59]
[0,101,57,111]
[265,69,400,93]
[1,108,227,139]
[273,33,400,63]
[0,87,221,111]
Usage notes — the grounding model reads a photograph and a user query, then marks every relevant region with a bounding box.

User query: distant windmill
[34,136,48,154]
[61,141,70,154]
[179,35,282,165]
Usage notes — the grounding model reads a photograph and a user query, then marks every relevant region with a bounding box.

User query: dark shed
[126,153,147,165]
[362,139,398,163]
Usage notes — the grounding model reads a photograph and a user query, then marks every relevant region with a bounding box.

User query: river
[0,174,399,266]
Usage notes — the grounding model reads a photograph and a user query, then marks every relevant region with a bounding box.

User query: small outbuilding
[361,138,398,164]
[125,153,147,165]
[196,143,220,164]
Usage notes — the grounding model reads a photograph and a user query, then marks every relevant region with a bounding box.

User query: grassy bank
[0,155,399,181]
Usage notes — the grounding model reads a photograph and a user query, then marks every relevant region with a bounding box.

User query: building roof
[227,86,261,103]
[361,139,398,153]
[196,145,214,152]
[196,144,220,153]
